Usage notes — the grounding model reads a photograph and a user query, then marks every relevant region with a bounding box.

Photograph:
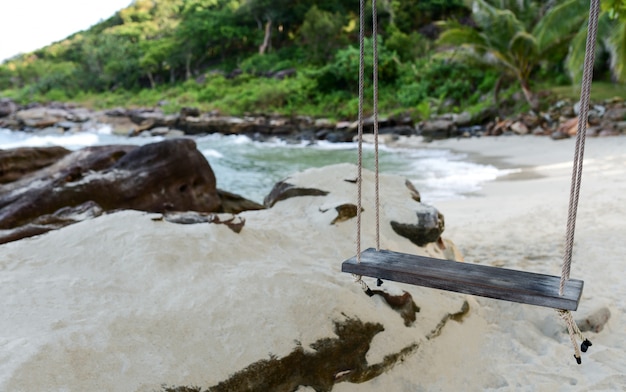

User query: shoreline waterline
[0,127,512,204]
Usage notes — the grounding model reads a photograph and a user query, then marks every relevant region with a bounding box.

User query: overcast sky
[1,0,132,62]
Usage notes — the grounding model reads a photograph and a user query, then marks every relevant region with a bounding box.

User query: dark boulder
[418,119,457,141]
[0,139,221,230]
[264,180,329,208]
[390,208,445,247]
[217,189,265,214]
[0,144,137,195]
[0,201,104,245]
[180,107,201,118]
[323,130,357,143]
[0,146,71,184]
[0,98,18,118]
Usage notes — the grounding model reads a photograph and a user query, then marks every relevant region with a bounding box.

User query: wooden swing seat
[342,248,584,311]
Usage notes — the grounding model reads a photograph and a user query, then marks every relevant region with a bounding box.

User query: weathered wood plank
[342,248,584,311]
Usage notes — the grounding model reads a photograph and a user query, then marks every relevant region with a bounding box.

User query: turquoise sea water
[0,126,504,204]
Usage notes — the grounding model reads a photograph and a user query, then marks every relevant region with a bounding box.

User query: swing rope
[558,0,600,364]
[352,0,598,364]
[353,0,380,293]
[372,0,381,253]
[352,0,368,292]
[561,0,600,293]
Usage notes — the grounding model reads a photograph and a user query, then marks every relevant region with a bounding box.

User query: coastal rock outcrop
[390,207,445,247]
[1,158,471,391]
[0,146,71,184]
[0,98,18,118]
[0,139,262,243]
[0,201,104,245]
[2,97,626,143]
[0,99,417,142]
[480,98,626,139]
[268,163,456,257]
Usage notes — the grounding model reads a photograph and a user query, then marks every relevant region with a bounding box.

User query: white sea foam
[0,130,99,150]
[201,149,224,159]
[230,134,253,144]
[95,124,113,135]
[0,129,511,201]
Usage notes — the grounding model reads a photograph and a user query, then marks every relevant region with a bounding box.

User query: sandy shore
[2,135,625,391]
[410,135,626,390]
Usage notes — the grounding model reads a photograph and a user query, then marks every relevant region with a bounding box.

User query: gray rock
[390,206,445,246]
[0,98,18,118]
[510,121,529,135]
[604,107,626,122]
[149,127,172,136]
[264,180,329,208]
[419,119,456,140]
[550,130,570,140]
[451,111,472,126]
[15,107,69,128]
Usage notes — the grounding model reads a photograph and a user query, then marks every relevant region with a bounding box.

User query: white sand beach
[1,135,625,391]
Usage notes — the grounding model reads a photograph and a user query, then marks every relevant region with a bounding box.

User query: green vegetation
[548,81,626,102]
[1,0,625,120]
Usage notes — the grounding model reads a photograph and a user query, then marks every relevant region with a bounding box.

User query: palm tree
[436,0,588,110]
[554,0,626,84]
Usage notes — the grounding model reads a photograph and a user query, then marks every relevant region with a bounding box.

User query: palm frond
[489,0,540,27]
[509,31,539,60]
[437,27,487,49]
[533,0,589,53]
[565,13,616,84]
[606,20,626,82]
[482,9,526,53]
[468,0,500,30]
[434,48,511,75]
[565,23,590,84]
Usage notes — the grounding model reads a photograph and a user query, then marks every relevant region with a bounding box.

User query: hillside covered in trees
[1,0,625,120]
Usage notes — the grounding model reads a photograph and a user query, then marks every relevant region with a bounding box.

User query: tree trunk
[382,0,394,25]
[519,77,539,111]
[493,74,505,117]
[147,71,155,89]
[259,18,273,55]
[493,75,503,107]
[185,53,192,80]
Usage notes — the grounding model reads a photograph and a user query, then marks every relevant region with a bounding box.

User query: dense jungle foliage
[1,0,625,120]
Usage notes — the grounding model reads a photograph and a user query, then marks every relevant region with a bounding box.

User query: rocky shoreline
[1,97,625,244]
[1,97,625,143]
[0,99,415,143]
[0,138,445,247]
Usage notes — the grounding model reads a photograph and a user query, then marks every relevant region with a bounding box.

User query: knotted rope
[353,0,381,293]
[558,0,600,364]
[372,0,381,252]
[353,0,367,290]
[353,0,598,364]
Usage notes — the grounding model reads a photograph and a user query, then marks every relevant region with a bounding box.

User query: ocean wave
[0,129,510,202]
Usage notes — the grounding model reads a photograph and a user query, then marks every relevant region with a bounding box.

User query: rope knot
[557,310,591,364]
